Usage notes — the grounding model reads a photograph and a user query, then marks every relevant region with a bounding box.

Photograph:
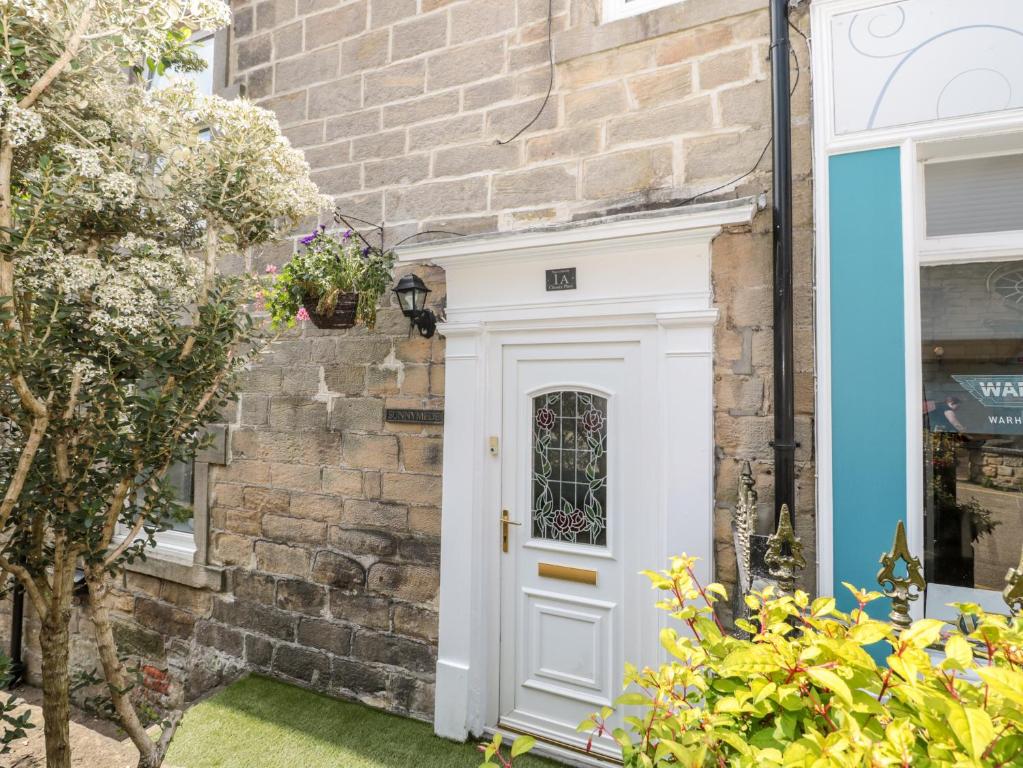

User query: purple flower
[361,246,371,257]
[300,232,317,246]
[343,229,353,241]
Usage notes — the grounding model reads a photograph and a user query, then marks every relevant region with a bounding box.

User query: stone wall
[1,0,816,720]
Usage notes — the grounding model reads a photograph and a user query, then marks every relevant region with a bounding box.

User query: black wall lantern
[393,273,438,338]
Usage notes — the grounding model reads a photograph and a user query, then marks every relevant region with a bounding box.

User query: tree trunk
[86,569,180,768]
[39,615,72,768]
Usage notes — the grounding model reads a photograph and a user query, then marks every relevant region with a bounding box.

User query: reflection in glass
[921,261,1023,594]
[532,391,608,546]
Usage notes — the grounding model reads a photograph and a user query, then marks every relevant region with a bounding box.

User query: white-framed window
[149,29,219,96]
[914,140,1023,621]
[603,0,683,24]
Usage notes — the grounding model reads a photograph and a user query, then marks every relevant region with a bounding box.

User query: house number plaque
[385,408,444,425]
[545,267,576,291]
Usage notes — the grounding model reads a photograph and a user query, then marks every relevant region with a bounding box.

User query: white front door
[498,341,650,760]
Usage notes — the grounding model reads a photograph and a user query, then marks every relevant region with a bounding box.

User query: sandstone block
[433,141,522,178]
[273,644,331,686]
[342,433,399,470]
[367,562,439,603]
[308,75,363,120]
[566,82,626,125]
[243,487,291,516]
[525,126,600,163]
[450,0,516,44]
[276,47,338,93]
[342,499,408,529]
[329,397,384,432]
[276,579,327,615]
[370,0,416,27]
[426,38,505,90]
[399,436,442,474]
[213,599,294,641]
[627,64,693,108]
[583,145,673,200]
[305,3,367,51]
[322,467,364,495]
[329,593,391,630]
[298,617,354,656]
[274,21,304,60]
[311,550,367,589]
[325,108,382,140]
[485,97,559,139]
[365,60,425,107]
[382,91,459,128]
[237,34,272,71]
[492,163,577,209]
[255,541,311,578]
[698,46,752,90]
[392,604,439,643]
[606,97,712,145]
[385,176,488,221]
[332,655,388,696]
[262,514,327,544]
[329,527,398,556]
[195,621,244,657]
[352,128,406,161]
[392,12,448,61]
[271,463,322,492]
[290,493,344,523]
[408,114,483,151]
[409,506,441,536]
[258,90,307,125]
[341,28,389,75]
[212,533,253,566]
[244,634,273,667]
[352,630,435,673]
[364,155,430,189]
[135,598,195,639]
[718,79,771,128]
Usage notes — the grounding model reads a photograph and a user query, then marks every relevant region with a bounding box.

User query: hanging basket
[303,293,359,329]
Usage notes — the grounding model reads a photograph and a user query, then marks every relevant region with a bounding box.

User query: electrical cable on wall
[496,0,554,146]
[678,20,805,207]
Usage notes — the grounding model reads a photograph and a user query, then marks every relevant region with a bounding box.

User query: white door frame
[397,199,758,745]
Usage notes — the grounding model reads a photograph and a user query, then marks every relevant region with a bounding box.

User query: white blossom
[2,102,46,146]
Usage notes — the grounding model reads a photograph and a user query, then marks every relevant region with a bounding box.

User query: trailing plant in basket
[265,227,395,329]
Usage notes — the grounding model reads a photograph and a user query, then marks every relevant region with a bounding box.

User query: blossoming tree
[0,2,328,766]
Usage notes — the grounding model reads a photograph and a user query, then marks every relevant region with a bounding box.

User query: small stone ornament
[765,504,805,595]
[1004,545,1023,617]
[876,520,925,631]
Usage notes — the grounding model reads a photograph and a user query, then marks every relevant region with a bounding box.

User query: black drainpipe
[8,582,24,688]
[770,0,796,528]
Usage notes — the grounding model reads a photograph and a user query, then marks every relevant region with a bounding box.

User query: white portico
[398,198,757,765]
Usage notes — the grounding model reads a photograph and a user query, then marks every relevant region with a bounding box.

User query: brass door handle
[501,510,522,553]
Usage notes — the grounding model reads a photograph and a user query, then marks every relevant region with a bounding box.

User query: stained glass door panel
[531,391,608,546]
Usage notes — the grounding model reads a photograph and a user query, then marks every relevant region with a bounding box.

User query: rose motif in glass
[531,391,608,546]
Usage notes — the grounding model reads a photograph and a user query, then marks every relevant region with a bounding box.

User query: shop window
[920,259,1023,614]
[925,154,1023,238]
[532,391,609,546]
[603,0,682,23]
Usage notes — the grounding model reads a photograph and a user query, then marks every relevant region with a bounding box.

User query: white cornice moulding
[396,198,759,268]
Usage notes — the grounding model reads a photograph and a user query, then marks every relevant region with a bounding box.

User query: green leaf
[848,620,891,645]
[511,735,535,757]
[900,619,944,649]
[806,667,853,706]
[942,635,973,670]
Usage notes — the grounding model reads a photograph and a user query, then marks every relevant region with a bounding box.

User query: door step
[487,723,622,768]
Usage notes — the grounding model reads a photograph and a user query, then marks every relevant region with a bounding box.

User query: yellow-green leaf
[806,667,853,706]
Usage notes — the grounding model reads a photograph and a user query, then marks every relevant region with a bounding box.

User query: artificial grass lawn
[166,674,564,768]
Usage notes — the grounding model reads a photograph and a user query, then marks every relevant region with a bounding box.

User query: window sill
[555,0,763,64]
[124,553,225,592]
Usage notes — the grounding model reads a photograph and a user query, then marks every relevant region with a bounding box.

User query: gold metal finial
[1004,545,1023,616]
[877,520,925,630]
[765,504,805,594]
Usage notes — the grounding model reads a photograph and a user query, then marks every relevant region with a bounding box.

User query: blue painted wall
[829,148,905,613]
